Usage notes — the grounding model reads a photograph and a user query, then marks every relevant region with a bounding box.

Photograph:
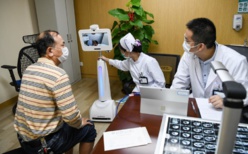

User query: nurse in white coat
[171,18,248,109]
[101,33,165,92]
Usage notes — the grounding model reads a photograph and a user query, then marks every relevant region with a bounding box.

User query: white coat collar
[193,56,204,89]
[205,42,220,89]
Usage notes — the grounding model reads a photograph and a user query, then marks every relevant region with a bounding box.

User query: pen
[191,101,197,115]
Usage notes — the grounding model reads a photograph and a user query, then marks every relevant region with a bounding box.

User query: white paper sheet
[103,127,152,151]
[195,98,223,121]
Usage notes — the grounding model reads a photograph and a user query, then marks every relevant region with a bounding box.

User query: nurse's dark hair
[186,18,216,49]
[118,41,142,53]
[35,30,59,57]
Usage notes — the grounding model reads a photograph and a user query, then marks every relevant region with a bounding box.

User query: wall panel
[74,0,247,79]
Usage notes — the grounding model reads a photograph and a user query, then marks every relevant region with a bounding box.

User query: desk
[92,96,200,154]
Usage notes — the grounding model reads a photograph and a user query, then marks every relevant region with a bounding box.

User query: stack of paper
[196,98,223,121]
[103,127,152,151]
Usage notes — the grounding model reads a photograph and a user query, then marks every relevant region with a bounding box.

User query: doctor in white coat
[171,18,248,109]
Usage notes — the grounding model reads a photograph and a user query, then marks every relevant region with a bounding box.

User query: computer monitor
[78,28,113,51]
[140,86,189,116]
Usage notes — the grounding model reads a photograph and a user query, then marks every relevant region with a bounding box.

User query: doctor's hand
[99,56,109,62]
[209,95,223,109]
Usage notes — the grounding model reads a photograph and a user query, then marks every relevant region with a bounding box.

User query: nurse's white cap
[120,33,135,52]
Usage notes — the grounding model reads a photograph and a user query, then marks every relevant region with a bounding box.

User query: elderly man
[14,30,96,154]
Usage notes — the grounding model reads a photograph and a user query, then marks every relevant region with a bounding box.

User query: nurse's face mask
[121,50,130,59]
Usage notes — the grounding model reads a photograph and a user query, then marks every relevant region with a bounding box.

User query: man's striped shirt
[14,57,83,141]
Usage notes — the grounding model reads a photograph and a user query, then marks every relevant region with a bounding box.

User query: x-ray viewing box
[155,114,248,154]
[78,28,113,51]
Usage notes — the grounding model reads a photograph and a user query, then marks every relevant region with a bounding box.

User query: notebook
[140,86,189,116]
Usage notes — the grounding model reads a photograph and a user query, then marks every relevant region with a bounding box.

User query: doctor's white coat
[171,43,248,106]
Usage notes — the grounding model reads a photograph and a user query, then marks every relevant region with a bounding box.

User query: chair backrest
[147,53,180,87]
[17,45,40,78]
[225,45,248,62]
[16,34,40,79]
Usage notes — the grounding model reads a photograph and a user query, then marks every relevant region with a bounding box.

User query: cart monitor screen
[78,29,113,51]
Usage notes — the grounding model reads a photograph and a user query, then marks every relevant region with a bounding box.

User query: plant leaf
[112,36,121,44]
[121,22,133,31]
[143,25,154,38]
[126,1,131,7]
[151,39,159,45]
[114,47,122,59]
[132,29,144,40]
[130,0,141,7]
[108,9,129,21]
[143,19,154,24]
[142,41,149,53]
[111,21,119,31]
[109,8,125,16]
[112,28,121,38]
[130,20,143,28]
[145,11,154,19]
[132,6,144,17]
[112,32,127,44]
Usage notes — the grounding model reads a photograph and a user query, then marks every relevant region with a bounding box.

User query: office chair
[225,45,248,123]
[1,33,40,114]
[148,53,180,88]
[225,45,248,62]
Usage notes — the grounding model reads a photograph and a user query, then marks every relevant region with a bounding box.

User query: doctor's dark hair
[186,18,216,49]
[118,39,142,53]
[35,30,59,57]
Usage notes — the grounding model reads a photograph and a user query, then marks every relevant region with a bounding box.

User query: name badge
[139,76,148,84]
[213,89,225,98]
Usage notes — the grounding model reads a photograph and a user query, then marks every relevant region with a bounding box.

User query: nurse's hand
[99,56,109,62]
[209,95,223,109]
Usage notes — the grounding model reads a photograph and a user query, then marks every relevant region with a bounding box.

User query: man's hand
[209,95,223,109]
[82,118,93,127]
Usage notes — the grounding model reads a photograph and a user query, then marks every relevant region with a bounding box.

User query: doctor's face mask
[182,40,201,55]
[183,35,200,54]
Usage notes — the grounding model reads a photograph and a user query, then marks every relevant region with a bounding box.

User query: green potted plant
[108,0,158,94]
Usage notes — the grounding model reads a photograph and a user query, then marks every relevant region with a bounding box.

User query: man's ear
[199,43,205,51]
[47,47,54,57]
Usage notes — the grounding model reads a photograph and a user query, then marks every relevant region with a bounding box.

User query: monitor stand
[89,57,116,122]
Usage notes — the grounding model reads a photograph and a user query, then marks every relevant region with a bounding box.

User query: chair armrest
[1,65,17,70]
[1,65,20,92]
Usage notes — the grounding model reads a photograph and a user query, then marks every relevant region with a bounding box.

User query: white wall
[0,0,38,104]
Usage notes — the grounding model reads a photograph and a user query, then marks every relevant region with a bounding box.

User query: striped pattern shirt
[14,57,83,141]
